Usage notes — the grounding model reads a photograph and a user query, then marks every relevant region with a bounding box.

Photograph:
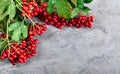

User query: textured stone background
[0,0,120,74]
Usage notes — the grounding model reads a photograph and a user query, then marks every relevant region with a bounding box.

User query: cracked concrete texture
[0,0,120,74]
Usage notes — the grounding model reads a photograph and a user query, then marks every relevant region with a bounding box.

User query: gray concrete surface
[0,0,120,74]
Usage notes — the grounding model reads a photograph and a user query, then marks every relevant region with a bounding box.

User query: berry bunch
[0,24,47,65]
[28,24,47,36]
[0,0,94,65]
[37,3,94,29]
[0,39,38,65]
[21,0,39,18]
[68,16,94,28]
[21,1,94,29]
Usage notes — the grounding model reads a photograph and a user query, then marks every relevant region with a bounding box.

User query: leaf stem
[6,19,10,39]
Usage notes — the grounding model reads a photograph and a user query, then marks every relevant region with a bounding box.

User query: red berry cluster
[37,3,94,29]
[0,0,94,65]
[21,1,94,29]
[0,24,47,65]
[68,15,94,28]
[21,0,39,18]
[0,39,37,65]
[39,12,94,29]
[28,24,47,36]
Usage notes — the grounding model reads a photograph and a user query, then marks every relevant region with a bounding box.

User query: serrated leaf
[84,0,93,3]
[0,11,8,21]
[8,22,21,31]
[12,26,22,41]
[47,0,56,13]
[8,2,16,19]
[71,8,80,18]
[0,0,16,20]
[21,24,28,39]
[8,21,28,42]
[47,0,71,19]
[0,1,10,14]
[77,0,84,9]
[82,6,91,15]
[0,20,7,32]
[55,0,71,19]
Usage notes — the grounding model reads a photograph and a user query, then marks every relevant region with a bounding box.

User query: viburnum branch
[15,0,35,25]
[0,0,94,65]
[17,6,35,25]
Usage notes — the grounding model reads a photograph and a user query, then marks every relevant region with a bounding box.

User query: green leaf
[0,20,7,32]
[12,26,22,41]
[77,0,84,9]
[0,11,8,21]
[0,0,10,14]
[8,2,16,19]
[55,0,71,19]
[47,0,56,13]
[47,0,71,19]
[70,6,91,18]
[0,0,16,20]
[8,21,28,42]
[84,0,93,3]
[0,39,8,54]
[71,8,80,18]
[8,22,21,31]
[82,6,91,15]
[21,24,28,39]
